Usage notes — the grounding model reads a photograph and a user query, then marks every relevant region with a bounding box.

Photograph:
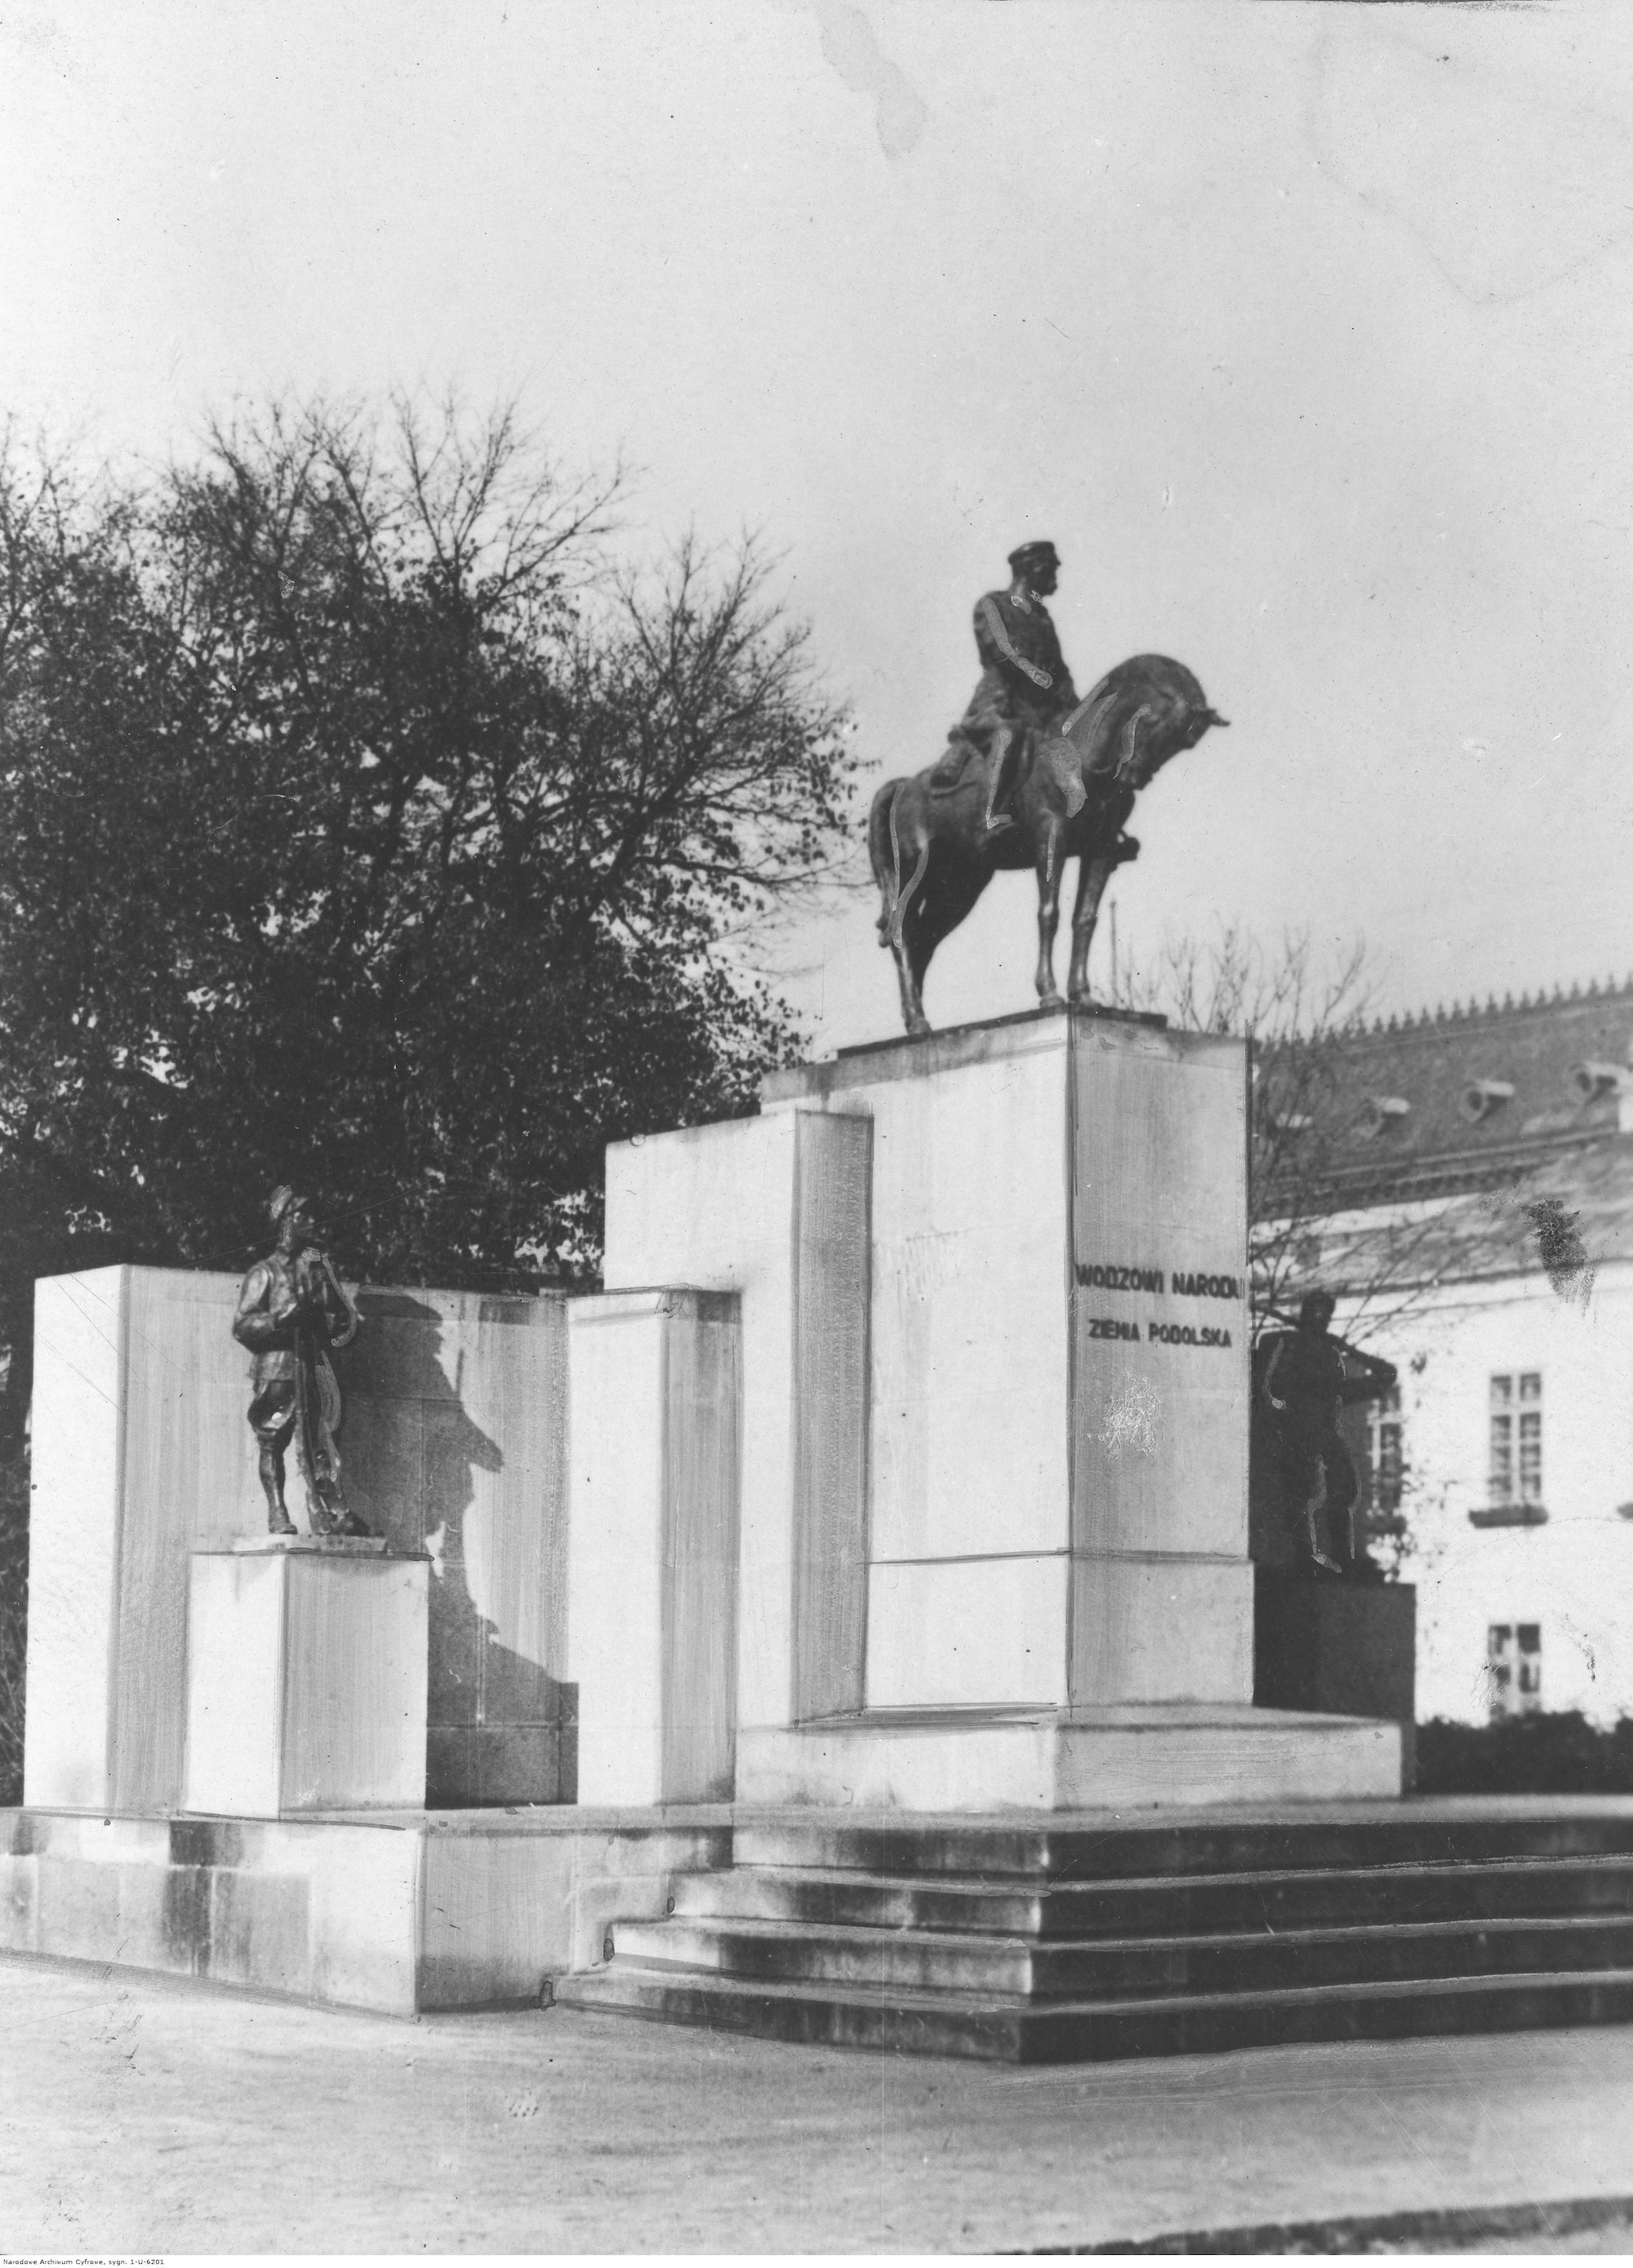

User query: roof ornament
[1461,1078,1515,1124]
[1568,1061,1633,1105]
[1357,1095,1411,1140]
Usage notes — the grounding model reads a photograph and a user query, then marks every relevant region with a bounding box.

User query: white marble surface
[1070,1021,1251,1565]
[605,1114,801,1737]
[184,1554,287,1817]
[736,1707,1402,1811]
[865,1555,1070,1710]
[565,1291,741,1807]
[22,1270,127,1809]
[1070,1554,1254,1705]
[860,1028,1071,1566]
[566,1294,668,1806]
[183,1550,428,1816]
[781,1014,1255,1715]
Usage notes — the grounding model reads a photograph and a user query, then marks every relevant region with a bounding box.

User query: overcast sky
[3,0,1631,1052]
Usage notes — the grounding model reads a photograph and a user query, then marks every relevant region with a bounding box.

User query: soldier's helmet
[268,1185,307,1229]
[1007,540,1060,577]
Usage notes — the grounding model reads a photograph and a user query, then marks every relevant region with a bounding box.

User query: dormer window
[1461,1078,1515,1124]
[1357,1096,1410,1140]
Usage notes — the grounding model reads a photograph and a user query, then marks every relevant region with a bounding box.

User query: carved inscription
[1170,1270,1243,1301]
[1075,1262,1243,1301]
[1147,1320,1233,1349]
[1078,1262,1164,1293]
[1075,1258,1243,1353]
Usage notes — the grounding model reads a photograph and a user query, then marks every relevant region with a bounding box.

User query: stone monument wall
[24,1267,571,1812]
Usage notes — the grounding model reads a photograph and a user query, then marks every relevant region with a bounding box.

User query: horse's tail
[869,779,904,943]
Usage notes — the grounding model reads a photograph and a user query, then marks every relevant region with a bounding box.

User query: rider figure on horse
[930,540,1079,832]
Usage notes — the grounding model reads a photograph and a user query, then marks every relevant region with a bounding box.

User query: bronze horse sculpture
[868,654,1227,1036]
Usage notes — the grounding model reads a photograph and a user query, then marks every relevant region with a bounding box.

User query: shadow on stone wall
[337,1292,575,1808]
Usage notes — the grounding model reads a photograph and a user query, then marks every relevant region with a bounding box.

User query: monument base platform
[562,1797,1633,2064]
[736,1704,1403,1812]
[0,1805,729,2015]
[13,1796,1633,2065]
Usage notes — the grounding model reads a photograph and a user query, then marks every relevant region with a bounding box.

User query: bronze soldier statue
[929,540,1080,832]
[233,1185,368,1537]
[1259,1291,1362,1575]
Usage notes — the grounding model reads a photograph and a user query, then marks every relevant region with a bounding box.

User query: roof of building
[1259,974,1633,1285]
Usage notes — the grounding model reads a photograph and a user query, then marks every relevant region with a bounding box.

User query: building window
[1489,1372,1542,1507]
[1364,1385,1403,1515]
[1487,1622,1542,1720]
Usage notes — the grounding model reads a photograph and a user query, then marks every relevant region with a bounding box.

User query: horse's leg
[900,854,988,1037]
[1067,852,1115,1004]
[889,811,934,1036]
[1035,822,1066,1008]
[903,899,941,1035]
[868,780,903,945]
[893,920,930,1036]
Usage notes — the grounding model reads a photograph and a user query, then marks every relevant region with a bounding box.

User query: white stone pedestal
[604,1007,1402,1809]
[183,1540,429,1816]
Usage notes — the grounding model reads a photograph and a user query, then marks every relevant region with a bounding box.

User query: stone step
[730,1807,1633,1883]
[674,1853,1633,1938]
[611,1910,1633,1999]
[553,1960,1633,2064]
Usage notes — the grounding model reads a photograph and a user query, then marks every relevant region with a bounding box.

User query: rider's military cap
[1007,540,1060,575]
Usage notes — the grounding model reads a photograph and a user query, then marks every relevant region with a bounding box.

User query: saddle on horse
[929,581,1079,829]
[928,718,1027,830]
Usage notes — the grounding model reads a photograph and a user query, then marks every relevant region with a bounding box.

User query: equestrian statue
[869,540,1228,1035]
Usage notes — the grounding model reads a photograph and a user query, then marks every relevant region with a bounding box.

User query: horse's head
[1069,655,1229,791]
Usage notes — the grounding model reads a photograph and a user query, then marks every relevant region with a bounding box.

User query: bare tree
[1105,924,1491,1349]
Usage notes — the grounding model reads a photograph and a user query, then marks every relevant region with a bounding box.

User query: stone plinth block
[183,1545,429,1816]
[770,1008,1250,1717]
[736,1705,1402,1812]
[566,1290,741,1807]
[1255,1572,1418,1786]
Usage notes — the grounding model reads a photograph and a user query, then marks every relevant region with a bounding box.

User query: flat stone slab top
[229,1533,393,1555]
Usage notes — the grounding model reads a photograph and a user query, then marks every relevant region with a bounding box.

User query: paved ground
[5,1953,1633,2253]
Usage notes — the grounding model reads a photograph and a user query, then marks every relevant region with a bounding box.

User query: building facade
[1269,980,1633,1727]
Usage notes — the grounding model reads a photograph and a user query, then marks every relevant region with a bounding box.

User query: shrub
[1416,1712,1633,1796]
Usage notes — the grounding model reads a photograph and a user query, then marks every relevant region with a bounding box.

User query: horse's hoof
[1039,992,1066,1012]
[1067,989,1092,1008]
[906,1017,932,1039]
